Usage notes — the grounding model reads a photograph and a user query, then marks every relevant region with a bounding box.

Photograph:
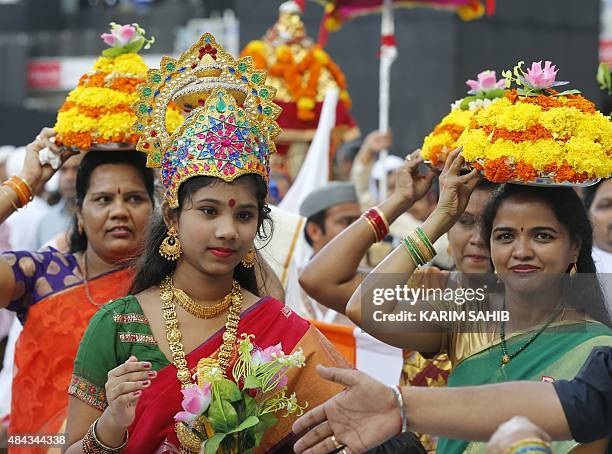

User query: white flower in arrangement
[450,99,463,111]
[467,97,500,111]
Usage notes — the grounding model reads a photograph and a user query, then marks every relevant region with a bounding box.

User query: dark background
[0,0,602,154]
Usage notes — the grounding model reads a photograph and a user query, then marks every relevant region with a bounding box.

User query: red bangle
[363,207,389,242]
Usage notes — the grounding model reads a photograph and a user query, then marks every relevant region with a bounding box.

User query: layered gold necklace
[171,276,238,319]
[159,276,242,453]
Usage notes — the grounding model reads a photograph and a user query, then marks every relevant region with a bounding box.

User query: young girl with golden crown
[64,33,348,453]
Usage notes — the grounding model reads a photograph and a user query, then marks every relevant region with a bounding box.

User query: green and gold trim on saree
[68,374,107,411]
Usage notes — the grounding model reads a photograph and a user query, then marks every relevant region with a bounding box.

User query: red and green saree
[70,294,349,453]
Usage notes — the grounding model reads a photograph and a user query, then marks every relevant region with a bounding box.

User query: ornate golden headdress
[134,33,282,207]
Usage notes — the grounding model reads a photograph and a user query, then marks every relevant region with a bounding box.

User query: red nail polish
[142,380,150,386]
[133,391,142,396]
[147,371,157,378]
[142,362,152,369]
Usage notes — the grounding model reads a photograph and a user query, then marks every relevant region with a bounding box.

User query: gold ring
[331,435,342,449]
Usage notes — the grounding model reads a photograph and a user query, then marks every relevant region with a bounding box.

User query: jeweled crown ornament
[133,33,282,208]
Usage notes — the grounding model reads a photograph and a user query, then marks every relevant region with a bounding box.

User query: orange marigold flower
[482,123,553,143]
[514,161,539,181]
[433,124,464,141]
[483,157,514,183]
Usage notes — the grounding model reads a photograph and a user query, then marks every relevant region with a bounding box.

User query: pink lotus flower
[100,24,137,48]
[251,343,283,366]
[174,383,212,426]
[524,61,566,89]
[466,70,505,94]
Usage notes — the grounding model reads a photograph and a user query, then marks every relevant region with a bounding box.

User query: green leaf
[101,47,126,58]
[227,415,260,434]
[217,379,242,402]
[208,399,239,433]
[485,88,505,100]
[553,89,582,96]
[204,433,226,454]
[243,376,262,390]
[244,394,259,418]
[124,37,145,54]
[253,413,277,447]
[459,96,478,110]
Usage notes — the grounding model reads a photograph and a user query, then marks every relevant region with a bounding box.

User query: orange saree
[8,268,133,454]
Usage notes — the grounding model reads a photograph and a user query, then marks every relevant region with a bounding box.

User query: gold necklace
[160,276,242,453]
[80,254,104,308]
[171,277,238,319]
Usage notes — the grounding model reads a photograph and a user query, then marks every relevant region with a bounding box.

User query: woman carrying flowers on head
[343,63,612,454]
[64,33,348,454]
[0,24,180,453]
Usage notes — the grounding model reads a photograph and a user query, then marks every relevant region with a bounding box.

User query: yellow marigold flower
[245,40,267,54]
[166,107,184,134]
[474,99,542,131]
[275,45,292,59]
[55,108,99,133]
[97,112,135,139]
[93,53,148,76]
[312,48,329,65]
[67,86,138,109]
[297,96,315,111]
[421,109,474,161]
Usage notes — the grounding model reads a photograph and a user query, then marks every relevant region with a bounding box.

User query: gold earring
[159,226,182,261]
[570,263,577,276]
[241,247,257,268]
[78,222,84,235]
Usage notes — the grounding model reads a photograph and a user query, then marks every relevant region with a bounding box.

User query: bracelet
[506,438,552,454]
[83,418,129,453]
[7,176,33,204]
[12,175,33,197]
[415,227,436,257]
[401,236,425,267]
[361,207,390,242]
[391,386,407,434]
[0,186,20,211]
[407,231,433,264]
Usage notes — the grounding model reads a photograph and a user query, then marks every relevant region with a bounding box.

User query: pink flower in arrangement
[251,343,283,366]
[524,61,567,89]
[466,70,505,94]
[174,383,212,425]
[100,24,137,48]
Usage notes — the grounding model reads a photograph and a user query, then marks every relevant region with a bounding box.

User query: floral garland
[458,61,612,183]
[55,23,183,150]
[421,70,505,166]
[242,40,351,121]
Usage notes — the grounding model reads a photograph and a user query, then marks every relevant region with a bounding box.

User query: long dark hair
[481,184,611,326]
[69,150,155,253]
[129,174,273,296]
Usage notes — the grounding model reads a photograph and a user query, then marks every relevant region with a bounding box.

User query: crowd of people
[0,16,610,454]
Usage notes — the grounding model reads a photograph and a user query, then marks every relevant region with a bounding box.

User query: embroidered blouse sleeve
[69,302,120,411]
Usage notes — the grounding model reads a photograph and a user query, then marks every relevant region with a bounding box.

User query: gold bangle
[0,186,19,211]
[12,175,33,199]
[506,438,552,454]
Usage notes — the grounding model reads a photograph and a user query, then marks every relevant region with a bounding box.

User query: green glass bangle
[401,236,425,267]
[415,227,436,257]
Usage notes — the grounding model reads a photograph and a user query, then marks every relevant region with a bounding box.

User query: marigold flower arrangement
[458,61,612,184]
[55,23,183,150]
[175,334,306,454]
[242,40,351,122]
[421,70,506,166]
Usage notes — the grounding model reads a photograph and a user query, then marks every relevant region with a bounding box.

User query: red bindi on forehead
[228,198,236,208]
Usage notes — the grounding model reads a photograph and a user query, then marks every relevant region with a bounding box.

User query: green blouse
[68,296,170,411]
